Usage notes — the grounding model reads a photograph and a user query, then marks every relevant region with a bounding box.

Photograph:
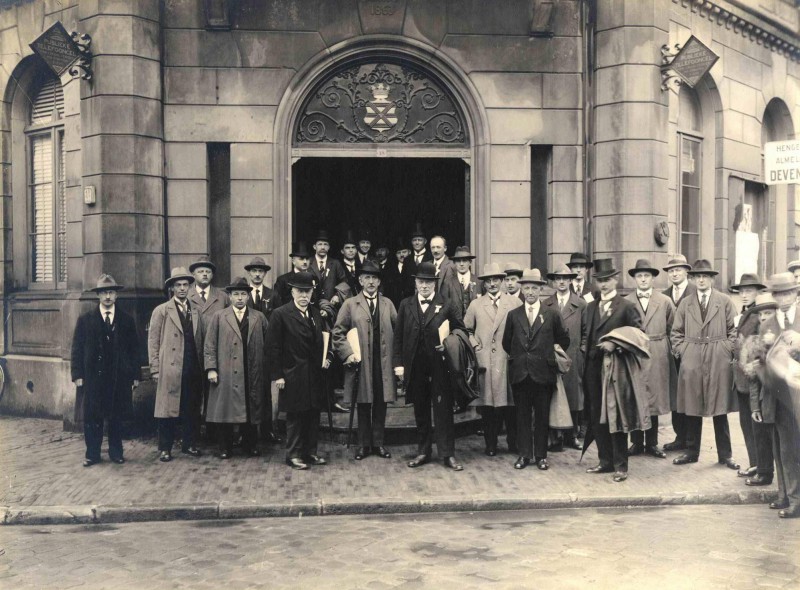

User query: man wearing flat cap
[567,253,594,301]
[452,246,480,317]
[71,274,141,467]
[148,267,205,462]
[671,259,739,470]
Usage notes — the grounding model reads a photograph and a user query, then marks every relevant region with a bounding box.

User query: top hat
[393,237,407,252]
[478,263,506,280]
[165,267,195,288]
[627,259,660,278]
[663,254,692,271]
[225,276,253,293]
[290,241,312,258]
[91,273,124,292]
[358,228,372,242]
[413,261,439,281]
[687,259,718,276]
[518,268,547,285]
[547,263,578,280]
[244,256,271,272]
[730,273,766,292]
[788,260,800,273]
[592,259,620,280]
[287,271,315,290]
[751,292,778,313]
[503,262,524,278]
[767,271,799,294]
[357,260,382,277]
[451,246,476,261]
[189,255,217,273]
[314,229,332,244]
[567,253,593,269]
[411,221,426,239]
[341,229,358,247]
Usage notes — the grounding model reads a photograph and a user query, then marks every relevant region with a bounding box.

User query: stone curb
[1,489,778,526]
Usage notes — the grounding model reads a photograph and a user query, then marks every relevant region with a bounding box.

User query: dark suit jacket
[570,280,596,299]
[401,249,433,297]
[188,285,229,327]
[383,259,406,306]
[246,284,273,318]
[582,294,643,360]
[310,257,346,301]
[393,292,465,404]
[340,258,360,295]
[502,303,570,386]
[662,282,697,308]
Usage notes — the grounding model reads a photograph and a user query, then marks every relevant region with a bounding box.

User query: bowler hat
[290,241,312,258]
[567,253,593,269]
[411,221,426,239]
[451,246,476,261]
[627,259,660,278]
[547,263,577,280]
[788,260,800,273]
[314,229,332,244]
[357,260,382,277]
[189,255,216,273]
[503,262,523,278]
[592,259,620,280]
[518,268,547,285]
[342,229,358,247]
[663,254,692,271]
[413,261,439,281]
[287,271,315,290]
[687,259,718,276]
[478,263,506,280]
[244,256,271,272]
[165,267,195,288]
[767,271,799,294]
[751,292,778,313]
[225,276,253,293]
[91,273,124,292]
[730,273,766,292]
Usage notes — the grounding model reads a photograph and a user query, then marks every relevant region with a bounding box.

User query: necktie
[178,302,186,316]
[779,311,786,330]
[319,261,325,273]
[602,300,611,315]
[235,309,243,323]
[420,298,431,313]
[303,310,314,329]
[367,297,375,315]
[574,281,582,293]
[492,297,499,309]
[254,288,261,308]
[200,290,206,302]
[559,298,565,311]
[416,254,422,264]
[700,293,708,319]
[527,306,534,327]
[105,311,112,327]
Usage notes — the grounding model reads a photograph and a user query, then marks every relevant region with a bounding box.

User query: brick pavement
[0,416,779,524]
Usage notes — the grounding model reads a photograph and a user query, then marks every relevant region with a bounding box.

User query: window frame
[677,131,703,264]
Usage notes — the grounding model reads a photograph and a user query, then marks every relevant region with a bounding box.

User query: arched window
[677,88,703,264]
[26,75,66,287]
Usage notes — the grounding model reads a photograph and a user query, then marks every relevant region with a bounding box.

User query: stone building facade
[0,0,798,423]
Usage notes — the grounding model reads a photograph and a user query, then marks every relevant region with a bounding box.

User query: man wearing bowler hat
[567,253,594,300]
[582,259,642,481]
[148,267,205,462]
[357,229,373,265]
[271,241,313,310]
[671,259,739,470]
[625,259,675,459]
[401,222,433,298]
[394,261,466,470]
[71,274,141,466]
[340,229,362,295]
[452,246,480,317]
[266,271,333,470]
[312,229,348,308]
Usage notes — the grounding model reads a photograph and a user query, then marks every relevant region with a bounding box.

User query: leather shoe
[83,458,100,467]
[613,471,628,482]
[645,445,667,459]
[263,431,284,444]
[568,438,582,450]
[305,455,327,466]
[536,458,549,471]
[586,464,614,474]
[672,454,698,465]
[738,466,758,478]
[333,403,349,413]
[159,451,172,463]
[181,447,201,457]
[548,441,564,453]
[770,499,790,510]
[443,456,463,471]
[485,448,497,457]
[354,447,369,461]
[514,457,530,470]
[628,444,644,456]
[375,446,392,459]
[110,457,125,464]
[219,451,231,460]
[663,440,686,452]
[287,458,308,470]
[779,507,800,519]
[407,454,430,468]
[718,457,740,470]
[745,474,773,486]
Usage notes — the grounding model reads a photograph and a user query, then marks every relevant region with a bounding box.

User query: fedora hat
[503,261,523,278]
[413,261,439,281]
[592,258,620,280]
[751,292,778,313]
[314,229,332,244]
[287,271,315,290]
[91,273,124,292]
[451,246,476,261]
[767,271,799,294]
[627,259,660,278]
[518,268,547,285]
[730,273,766,292]
[165,267,195,288]
[478,263,506,280]
[290,241,312,258]
[547,263,577,280]
[357,260,382,277]
[189,255,216,273]
[788,260,800,273]
[225,276,253,293]
[244,256,271,272]
[567,252,593,269]
[687,259,718,276]
[663,254,692,271]
[411,221,426,239]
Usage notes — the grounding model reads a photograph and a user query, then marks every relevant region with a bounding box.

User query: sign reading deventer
[764,140,800,185]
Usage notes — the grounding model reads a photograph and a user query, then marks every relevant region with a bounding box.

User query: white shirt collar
[637,288,653,296]
[173,296,188,309]
[294,303,309,315]
[414,249,426,258]
[786,304,797,325]
[100,304,115,321]
[234,305,245,317]
[697,288,712,302]
[600,290,617,302]
[527,300,540,313]
[195,285,208,295]
[316,255,327,264]
[418,293,434,304]
[674,279,688,292]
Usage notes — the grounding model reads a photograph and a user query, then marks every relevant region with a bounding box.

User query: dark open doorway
[293,158,469,251]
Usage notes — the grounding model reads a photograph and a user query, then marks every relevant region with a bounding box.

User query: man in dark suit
[582,258,643,482]
[340,229,361,295]
[310,229,348,310]
[401,222,433,299]
[504,262,525,302]
[357,229,373,265]
[394,261,466,471]
[567,253,594,300]
[661,254,696,452]
[71,274,141,466]
[383,238,408,306]
[429,236,462,308]
[266,271,333,470]
[503,269,570,470]
[271,242,312,310]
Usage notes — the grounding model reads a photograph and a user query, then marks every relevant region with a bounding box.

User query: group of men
[69,229,800,516]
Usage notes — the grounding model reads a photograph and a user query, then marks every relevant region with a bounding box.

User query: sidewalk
[0,416,777,525]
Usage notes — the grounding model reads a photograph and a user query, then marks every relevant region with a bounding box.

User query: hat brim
[547,272,578,280]
[91,285,124,292]
[769,282,800,294]
[730,282,767,292]
[225,284,253,293]
[356,269,381,277]
[594,270,620,280]
[452,255,476,261]
[751,302,778,313]
[567,261,593,269]
[165,274,195,287]
[478,272,506,280]
[663,264,692,271]
[287,281,314,290]
[413,273,439,281]
[244,264,271,271]
[504,270,523,278]
[518,279,547,285]
[189,262,216,273]
[628,268,660,278]
[687,269,719,276]
[289,252,312,259]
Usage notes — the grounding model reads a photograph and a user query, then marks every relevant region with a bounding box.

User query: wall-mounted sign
[764,140,800,185]
[661,35,718,91]
[30,21,93,81]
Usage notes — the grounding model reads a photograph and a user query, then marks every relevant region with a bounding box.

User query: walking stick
[346,362,361,449]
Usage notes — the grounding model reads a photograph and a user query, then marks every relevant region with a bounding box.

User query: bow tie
[637,292,650,299]
[420,299,432,305]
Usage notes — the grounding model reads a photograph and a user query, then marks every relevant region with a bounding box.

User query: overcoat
[454,271,480,316]
[542,292,586,411]
[265,301,330,413]
[148,300,204,418]
[733,306,762,394]
[671,289,737,417]
[188,285,229,326]
[599,327,652,434]
[502,302,570,387]
[71,307,140,421]
[463,293,521,406]
[203,307,268,424]
[742,316,782,423]
[332,292,398,404]
[434,256,464,310]
[625,290,676,416]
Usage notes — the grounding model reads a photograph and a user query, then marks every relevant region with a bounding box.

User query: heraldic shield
[364,83,398,133]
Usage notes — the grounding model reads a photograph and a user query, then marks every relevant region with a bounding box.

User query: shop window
[739,181,775,277]
[677,89,703,263]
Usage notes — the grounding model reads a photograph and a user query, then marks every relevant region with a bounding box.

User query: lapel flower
[539,314,544,325]
[434,305,442,314]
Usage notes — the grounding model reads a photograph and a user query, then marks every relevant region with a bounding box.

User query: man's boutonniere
[539,315,544,325]
[325,268,329,278]
[606,305,613,317]
[434,305,442,314]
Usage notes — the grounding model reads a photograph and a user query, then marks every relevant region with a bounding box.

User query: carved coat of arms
[363,83,398,133]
